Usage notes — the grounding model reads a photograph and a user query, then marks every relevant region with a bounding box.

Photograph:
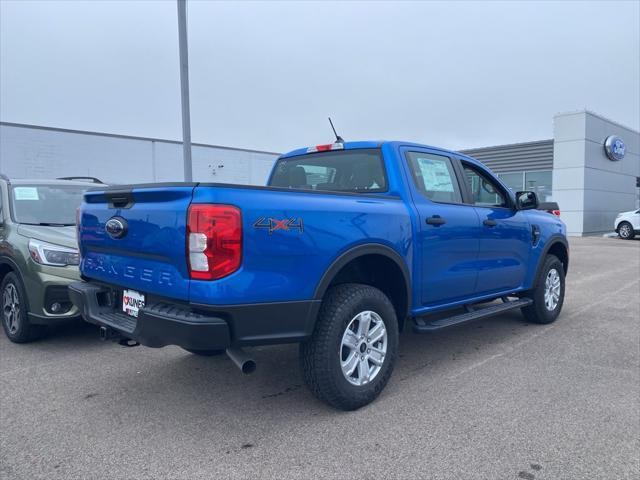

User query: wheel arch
[0,256,31,312]
[533,237,569,287]
[313,244,411,330]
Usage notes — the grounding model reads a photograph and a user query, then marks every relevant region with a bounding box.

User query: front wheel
[521,254,565,324]
[1,272,43,343]
[300,283,399,411]
[618,221,635,240]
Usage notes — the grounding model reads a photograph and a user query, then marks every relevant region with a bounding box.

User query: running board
[412,297,533,333]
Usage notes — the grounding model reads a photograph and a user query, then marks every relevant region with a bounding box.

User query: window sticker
[417,158,454,192]
[13,187,40,201]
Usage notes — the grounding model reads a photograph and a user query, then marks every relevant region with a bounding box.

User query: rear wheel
[300,283,399,411]
[521,254,565,324]
[618,221,635,240]
[1,272,43,343]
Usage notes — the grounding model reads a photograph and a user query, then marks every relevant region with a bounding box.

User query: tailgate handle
[105,191,134,209]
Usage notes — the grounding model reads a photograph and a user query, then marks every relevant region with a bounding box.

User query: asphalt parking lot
[1,236,638,480]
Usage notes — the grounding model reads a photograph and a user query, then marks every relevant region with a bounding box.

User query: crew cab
[69,141,568,410]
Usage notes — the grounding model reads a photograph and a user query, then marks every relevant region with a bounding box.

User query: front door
[460,161,532,294]
[402,149,481,307]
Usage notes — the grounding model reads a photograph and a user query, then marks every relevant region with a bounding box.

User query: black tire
[521,254,565,324]
[300,283,399,411]
[1,272,44,343]
[617,221,635,240]
[183,348,226,356]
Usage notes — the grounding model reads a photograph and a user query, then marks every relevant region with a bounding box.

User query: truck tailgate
[78,184,196,301]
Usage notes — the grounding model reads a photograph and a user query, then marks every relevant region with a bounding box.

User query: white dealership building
[1,110,638,236]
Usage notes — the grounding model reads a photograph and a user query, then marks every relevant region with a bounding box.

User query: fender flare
[531,236,569,287]
[0,255,32,312]
[313,243,412,310]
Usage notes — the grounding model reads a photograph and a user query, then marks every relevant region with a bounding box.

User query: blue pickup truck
[69,140,568,410]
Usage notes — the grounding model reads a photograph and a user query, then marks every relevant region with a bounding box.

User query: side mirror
[516,191,539,210]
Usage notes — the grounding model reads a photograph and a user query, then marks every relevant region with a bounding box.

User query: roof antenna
[328,117,344,144]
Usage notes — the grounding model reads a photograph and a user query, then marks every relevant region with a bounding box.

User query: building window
[525,170,552,201]
[498,172,524,192]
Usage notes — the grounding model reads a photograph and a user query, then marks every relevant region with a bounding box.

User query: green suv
[0,175,101,342]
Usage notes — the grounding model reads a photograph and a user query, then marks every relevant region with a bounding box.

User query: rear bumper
[69,282,230,350]
[68,281,319,350]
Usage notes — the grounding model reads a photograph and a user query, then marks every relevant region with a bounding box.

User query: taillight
[187,204,242,280]
[551,210,561,217]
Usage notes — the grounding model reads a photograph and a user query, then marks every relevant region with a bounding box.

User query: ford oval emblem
[604,135,625,161]
[105,217,127,239]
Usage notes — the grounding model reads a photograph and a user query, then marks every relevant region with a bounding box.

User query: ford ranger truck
[69,141,568,411]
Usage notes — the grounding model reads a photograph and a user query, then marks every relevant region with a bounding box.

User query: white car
[614,209,640,239]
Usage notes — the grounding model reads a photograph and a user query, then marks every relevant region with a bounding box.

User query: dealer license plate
[122,289,145,318]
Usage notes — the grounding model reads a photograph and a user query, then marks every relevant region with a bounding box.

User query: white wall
[552,111,640,236]
[0,123,279,185]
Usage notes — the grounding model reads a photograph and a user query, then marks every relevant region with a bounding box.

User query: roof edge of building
[460,138,553,154]
[554,109,640,135]
[0,121,282,156]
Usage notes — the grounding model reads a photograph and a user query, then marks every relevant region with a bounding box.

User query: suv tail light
[187,204,242,280]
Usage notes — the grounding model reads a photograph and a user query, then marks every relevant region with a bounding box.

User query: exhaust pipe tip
[226,347,256,375]
[241,359,257,375]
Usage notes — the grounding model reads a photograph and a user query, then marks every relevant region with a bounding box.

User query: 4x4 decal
[253,217,304,235]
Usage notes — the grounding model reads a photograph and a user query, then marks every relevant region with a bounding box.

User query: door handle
[483,219,497,227]
[426,215,446,226]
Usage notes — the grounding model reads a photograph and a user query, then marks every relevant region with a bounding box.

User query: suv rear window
[269,149,387,193]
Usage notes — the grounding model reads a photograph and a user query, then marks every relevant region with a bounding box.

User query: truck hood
[17,225,78,249]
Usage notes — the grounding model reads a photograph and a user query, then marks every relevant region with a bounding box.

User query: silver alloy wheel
[619,223,632,238]
[340,310,388,386]
[3,283,21,334]
[544,268,561,311]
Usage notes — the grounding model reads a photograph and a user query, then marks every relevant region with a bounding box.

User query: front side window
[406,152,462,203]
[269,149,387,193]
[10,184,88,225]
[462,164,508,208]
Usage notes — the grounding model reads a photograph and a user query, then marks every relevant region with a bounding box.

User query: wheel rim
[620,224,631,238]
[340,310,388,386]
[3,283,21,334]
[544,268,561,311]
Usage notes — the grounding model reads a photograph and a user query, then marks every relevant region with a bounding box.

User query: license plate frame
[122,289,146,318]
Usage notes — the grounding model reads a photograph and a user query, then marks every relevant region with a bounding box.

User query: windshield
[10,184,88,225]
[269,149,387,193]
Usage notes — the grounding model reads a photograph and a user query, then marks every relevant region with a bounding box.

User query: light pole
[177,0,193,181]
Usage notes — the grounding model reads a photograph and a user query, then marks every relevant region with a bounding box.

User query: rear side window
[269,149,387,193]
[406,152,462,203]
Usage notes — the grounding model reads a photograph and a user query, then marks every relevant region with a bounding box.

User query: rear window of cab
[269,149,387,193]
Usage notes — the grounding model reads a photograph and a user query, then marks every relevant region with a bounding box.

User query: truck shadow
[8,307,535,421]
[84,308,536,421]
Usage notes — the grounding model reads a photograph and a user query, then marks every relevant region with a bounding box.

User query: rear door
[459,161,531,293]
[401,148,481,306]
[78,184,196,301]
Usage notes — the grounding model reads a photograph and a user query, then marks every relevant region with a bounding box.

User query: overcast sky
[1,0,638,153]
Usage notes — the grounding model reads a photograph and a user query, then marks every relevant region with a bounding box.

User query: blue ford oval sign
[604,135,625,161]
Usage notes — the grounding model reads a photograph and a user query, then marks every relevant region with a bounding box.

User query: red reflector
[187,204,242,280]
